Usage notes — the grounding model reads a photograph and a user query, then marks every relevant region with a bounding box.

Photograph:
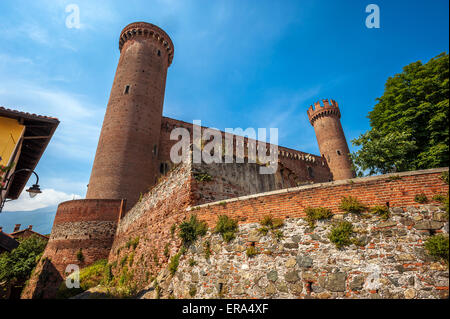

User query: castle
[21,22,448,299]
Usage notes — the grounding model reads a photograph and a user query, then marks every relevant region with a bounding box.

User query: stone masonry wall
[113,167,447,298]
[147,203,448,299]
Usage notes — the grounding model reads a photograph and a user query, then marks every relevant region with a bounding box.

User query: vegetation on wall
[76,249,84,263]
[304,207,333,227]
[214,215,238,242]
[178,215,208,246]
[339,196,367,214]
[414,193,429,204]
[328,221,355,249]
[425,234,449,263]
[193,171,213,182]
[351,53,449,175]
[369,205,390,220]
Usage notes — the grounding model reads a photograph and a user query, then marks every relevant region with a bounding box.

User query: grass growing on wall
[369,205,390,220]
[304,207,333,227]
[425,234,449,263]
[339,196,367,214]
[56,259,110,298]
[328,221,355,249]
[214,215,238,242]
[178,215,208,246]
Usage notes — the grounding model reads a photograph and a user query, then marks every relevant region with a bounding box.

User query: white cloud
[3,188,81,212]
[0,79,103,162]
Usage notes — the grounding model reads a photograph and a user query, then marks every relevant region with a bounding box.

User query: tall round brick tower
[307,99,355,180]
[86,22,174,207]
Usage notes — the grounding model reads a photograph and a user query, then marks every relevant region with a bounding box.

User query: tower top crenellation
[119,22,174,66]
[307,98,341,126]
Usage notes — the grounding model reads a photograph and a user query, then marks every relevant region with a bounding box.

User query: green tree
[351,52,449,175]
[0,235,47,283]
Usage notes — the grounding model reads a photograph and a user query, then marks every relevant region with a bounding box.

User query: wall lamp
[0,168,42,213]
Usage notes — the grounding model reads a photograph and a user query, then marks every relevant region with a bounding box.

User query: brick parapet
[188,167,449,226]
[119,22,174,66]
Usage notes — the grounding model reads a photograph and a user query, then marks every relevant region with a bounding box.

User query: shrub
[193,172,212,182]
[188,258,197,267]
[128,252,135,266]
[246,246,258,258]
[328,221,354,249]
[179,215,208,246]
[414,193,428,203]
[189,285,197,297]
[441,171,449,184]
[370,205,390,220]
[76,249,84,263]
[214,215,238,243]
[425,234,449,262]
[273,229,284,241]
[304,207,333,227]
[104,263,113,284]
[125,237,140,250]
[204,240,211,259]
[257,226,269,236]
[168,251,182,275]
[432,193,449,217]
[120,255,128,267]
[164,243,170,258]
[433,194,447,202]
[414,193,428,204]
[339,196,367,214]
[170,224,177,238]
[260,215,284,229]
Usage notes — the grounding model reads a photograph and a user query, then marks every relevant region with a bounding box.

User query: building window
[124,85,130,94]
[160,162,169,175]
[152,145,157,157]
[157,50,161,56]
[336,150,341,156]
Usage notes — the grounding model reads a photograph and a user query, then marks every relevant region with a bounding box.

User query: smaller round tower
[307,99,355,180]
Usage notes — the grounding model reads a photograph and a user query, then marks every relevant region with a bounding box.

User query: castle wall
[21,199,124,299]
[191,161,298,205]
[150,204,448,299]
[104,167,446,298]
[191,168,448,226]
[158,117,333,184]
[106,159,195,288]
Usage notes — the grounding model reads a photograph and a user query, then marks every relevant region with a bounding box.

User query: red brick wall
[192,168,449,226]
[21,199,124,299]
[107,161,194,288]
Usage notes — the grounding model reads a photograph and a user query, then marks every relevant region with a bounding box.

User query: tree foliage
[0,235,47,283]
[351,52,449,175]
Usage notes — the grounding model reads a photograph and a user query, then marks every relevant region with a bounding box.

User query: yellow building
[0,107,59,210]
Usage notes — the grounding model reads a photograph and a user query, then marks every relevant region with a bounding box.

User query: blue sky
[0,0,448,212]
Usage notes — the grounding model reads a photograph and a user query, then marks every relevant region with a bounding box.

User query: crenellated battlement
[307,98,341,125]
[119,22,174,66]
